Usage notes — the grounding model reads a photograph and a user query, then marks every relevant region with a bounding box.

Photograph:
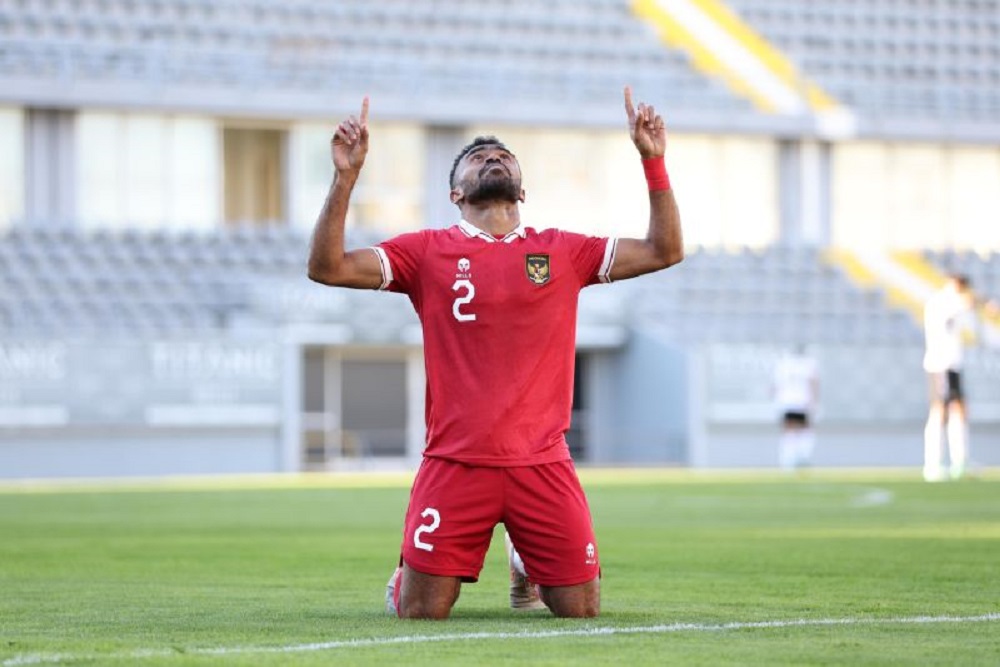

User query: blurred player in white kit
[772,345,820,472]
[922,274,977,482]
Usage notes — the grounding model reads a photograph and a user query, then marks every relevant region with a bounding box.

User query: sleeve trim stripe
[598,237,618,284]
[371,246,393,290]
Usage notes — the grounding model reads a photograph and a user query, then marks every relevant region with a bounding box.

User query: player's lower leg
[796,429,815,468]
[923,410,945,482]
[537,576,601,618]
[779,431,797,472]
[946,407,968,480]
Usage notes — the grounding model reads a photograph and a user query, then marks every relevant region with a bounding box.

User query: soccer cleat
[385,566,402,616]
[923,467,947,483]
[509,570,545,611]
[505,533,546,611]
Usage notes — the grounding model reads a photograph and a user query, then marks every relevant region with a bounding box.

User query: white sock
[796,430,815,467]
[947,417,968,474]
[779,433,796,471]
[505,532,527,577]
[924,417,943,474]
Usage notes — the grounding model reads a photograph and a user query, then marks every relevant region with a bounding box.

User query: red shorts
[399,457,599,587]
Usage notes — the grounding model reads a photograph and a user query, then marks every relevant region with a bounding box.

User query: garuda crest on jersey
[525,254,550,285]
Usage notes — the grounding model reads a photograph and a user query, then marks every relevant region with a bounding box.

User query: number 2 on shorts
[413,507,441,552]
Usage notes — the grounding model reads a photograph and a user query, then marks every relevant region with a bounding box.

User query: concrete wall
[832,141,1000,251]
[689,342,1000,469]
[0,428,280,479]
[4,336,1000,479]
[0,106,24,231]
[588,330,689,464]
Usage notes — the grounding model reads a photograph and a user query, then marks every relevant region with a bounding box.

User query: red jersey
[373,220,617,466]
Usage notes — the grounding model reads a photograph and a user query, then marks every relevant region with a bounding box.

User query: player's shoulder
[382,227,449,250]
[525,226,597,245]
[384,227,435,242]
[528,226,573,238]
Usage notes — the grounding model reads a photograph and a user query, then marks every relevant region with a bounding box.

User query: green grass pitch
[1,469,998,666]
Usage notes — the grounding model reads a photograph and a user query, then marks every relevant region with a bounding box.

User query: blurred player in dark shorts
[773,345,819,472]
[922,275,975,481]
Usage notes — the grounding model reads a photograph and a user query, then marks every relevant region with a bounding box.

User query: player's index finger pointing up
[624,86,636,123]
[360,96,370,125]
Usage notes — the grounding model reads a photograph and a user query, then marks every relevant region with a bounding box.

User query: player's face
[453,146,523,205]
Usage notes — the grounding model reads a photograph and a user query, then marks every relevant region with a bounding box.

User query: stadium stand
[0,0,754,128]
[5,226,290,333]
[0,226,921,346]
[725,0,1000,132]
[630,245,922,345]
[2,0,997,137]
[1,1,998,475]
[926,249,1000,297]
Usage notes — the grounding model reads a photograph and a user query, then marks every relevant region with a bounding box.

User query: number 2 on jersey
[413,507,441,552]
[452,279,476,322]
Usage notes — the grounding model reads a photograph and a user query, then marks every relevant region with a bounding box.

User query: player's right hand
[332,97,370,176]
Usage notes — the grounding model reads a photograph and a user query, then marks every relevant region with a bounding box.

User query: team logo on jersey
[585,542,597,565]
[525,254,550,285]
[458,258,471,273]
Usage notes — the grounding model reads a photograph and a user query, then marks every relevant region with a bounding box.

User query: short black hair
[951,273,971,289]
[449,136,513,188]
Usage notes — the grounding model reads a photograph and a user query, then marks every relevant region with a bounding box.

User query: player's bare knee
[564,603,600,618]
[397,564,461,620]
[539,584,600,618]
[397,599,453,620]
[547,599,600,618]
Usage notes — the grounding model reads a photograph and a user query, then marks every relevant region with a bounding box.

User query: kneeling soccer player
[308,87,683,618]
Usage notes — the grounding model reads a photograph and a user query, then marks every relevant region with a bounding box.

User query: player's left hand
[624,86,666,159]
[331,96,370,177]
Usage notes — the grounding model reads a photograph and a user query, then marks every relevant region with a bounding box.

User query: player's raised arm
[609,86,683,282]
[308,97,385,289]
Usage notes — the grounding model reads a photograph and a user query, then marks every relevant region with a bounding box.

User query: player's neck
[460,202,520,238]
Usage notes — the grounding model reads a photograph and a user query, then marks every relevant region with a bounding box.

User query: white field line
[5,613,999,665]
[850,487,895,508]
